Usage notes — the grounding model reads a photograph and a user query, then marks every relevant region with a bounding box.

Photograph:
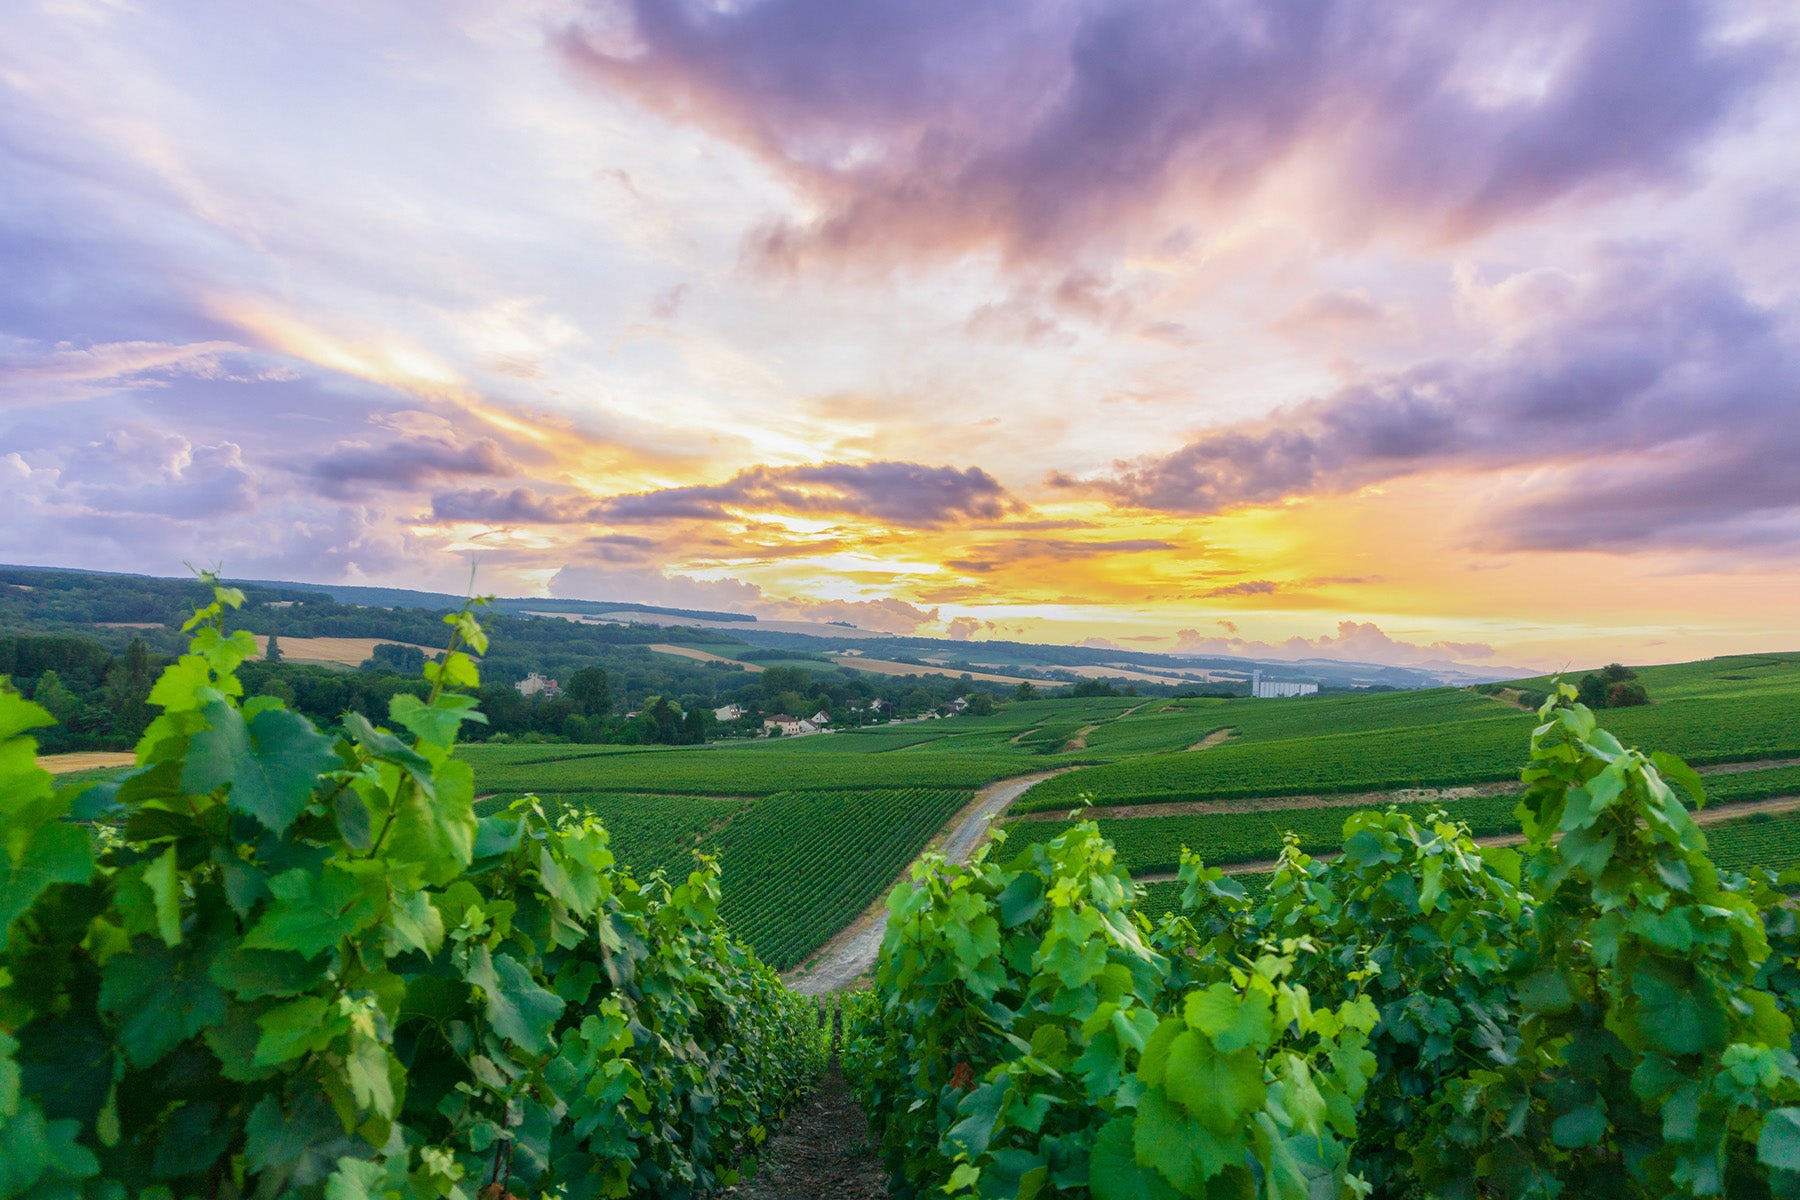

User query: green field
[442,651,1800,969]
[479,786,974,970]
[1013,661,1800,812]
[475,791,746,881]
[1004,762,1800,877]
[464,743,1032,797]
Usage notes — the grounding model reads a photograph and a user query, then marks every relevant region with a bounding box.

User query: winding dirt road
[785,770,1063,995]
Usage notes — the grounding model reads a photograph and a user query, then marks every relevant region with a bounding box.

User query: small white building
[1250,670,1318,699]
[515,672,560,698]
[714,704,744,722]
[810,709,831,725]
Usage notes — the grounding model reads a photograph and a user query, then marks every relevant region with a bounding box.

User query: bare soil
[722,1061,887,1200]
[1060,724,1099,752]
[1187,729,1234,752]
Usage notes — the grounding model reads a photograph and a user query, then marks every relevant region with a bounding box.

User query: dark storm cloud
[563,0,1777,264]
[1071,248,1800,551]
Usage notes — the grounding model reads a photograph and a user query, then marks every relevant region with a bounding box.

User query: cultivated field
[461,652,1800,970]
[250,634,436,665]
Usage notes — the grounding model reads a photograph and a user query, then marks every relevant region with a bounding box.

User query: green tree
[1013,681,1039,701]
[361,643,426,674]
[965,691,994,716]
[264,631,283,663]
[31,669,79,723]
[106,638,155,738]
[563,664,612,719]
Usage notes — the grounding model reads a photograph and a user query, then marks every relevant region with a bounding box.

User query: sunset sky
[4,0,1797,671]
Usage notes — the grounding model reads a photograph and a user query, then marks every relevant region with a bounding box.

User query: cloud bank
[1068,247,1800,551]
[565,0,1778,265]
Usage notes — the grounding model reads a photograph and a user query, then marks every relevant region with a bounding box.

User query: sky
[3,0,1797,672]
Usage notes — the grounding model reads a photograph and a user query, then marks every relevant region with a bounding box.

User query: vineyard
[9,596,1800,1198]
[844,693,1800,1199]
[1014,686,1800,812]
[464,743,1029,797]
[1002,761,1800,876]
[0,584,830,1200]
[708,788,975,969]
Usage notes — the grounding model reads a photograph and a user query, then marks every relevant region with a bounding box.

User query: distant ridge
[0,564,755,625]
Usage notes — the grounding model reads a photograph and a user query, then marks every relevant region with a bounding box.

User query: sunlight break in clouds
[1,0,1797,668]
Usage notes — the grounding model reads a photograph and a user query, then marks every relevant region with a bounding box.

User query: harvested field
[252,635,435,666]
[648,643,763,671]
[39,751,136,774]
[829,656,1036,685]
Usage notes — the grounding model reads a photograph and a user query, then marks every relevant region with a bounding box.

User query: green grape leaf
[143,844,183,947]
[181,699,337,836]
[389,692,486,749]
[1551,1103,1607,1149]
[1184,983,1274,1053]
[243,867,381,959]
[1162,1030,1266,1132]
[0,820,92,952]
[1091,1116,1181,1200]
[341,711,431,775]
[254,996,348,1066]
[0,1107,100,1194]
[1760,1110,1800,1173]
[147,655,221,714]
[467,946,564,1056]
[384,758,476,885]
[98,941,227,1068]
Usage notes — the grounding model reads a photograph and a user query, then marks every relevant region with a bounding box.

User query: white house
[515,672,560,699]
[714,704,744,722]
[810,709,831,725]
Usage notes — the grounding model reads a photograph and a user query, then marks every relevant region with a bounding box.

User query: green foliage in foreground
[0,582,827,1199]
[846,690,1800,1198]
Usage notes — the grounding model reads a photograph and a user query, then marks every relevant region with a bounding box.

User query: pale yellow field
[40,751,137,774]
[648,643,764,672]
[253,635,435,666]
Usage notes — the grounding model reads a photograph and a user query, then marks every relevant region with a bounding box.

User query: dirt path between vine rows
[1131,791,1800,882]
[784,770,1068,995]
[721,1058,888,1200]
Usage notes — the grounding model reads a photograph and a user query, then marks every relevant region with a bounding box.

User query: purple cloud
[440,461,1014,529]
[311,437,515,499]
[563,0,1778,265]
[1069,247,1800,552]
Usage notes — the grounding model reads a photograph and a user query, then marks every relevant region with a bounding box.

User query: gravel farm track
[785,770,1066,995]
